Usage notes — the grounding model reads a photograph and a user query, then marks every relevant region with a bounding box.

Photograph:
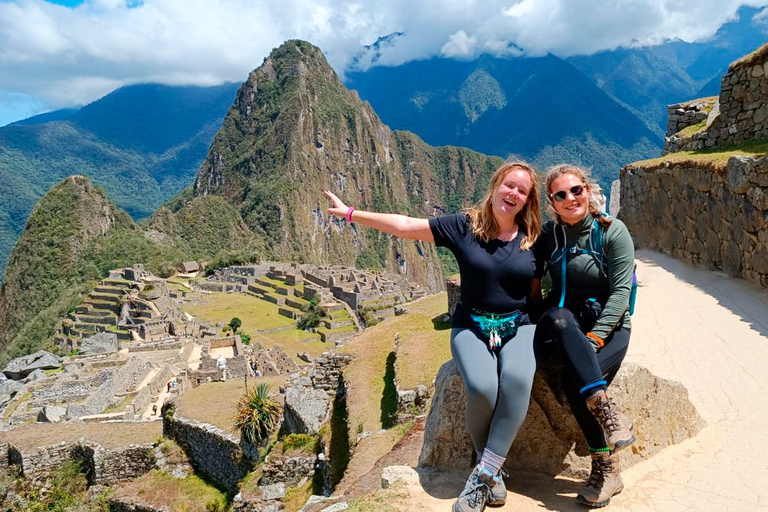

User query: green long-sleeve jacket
[534,214,634,340]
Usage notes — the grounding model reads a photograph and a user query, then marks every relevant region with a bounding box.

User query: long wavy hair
[466,161,542,250]
[544,164,611,228]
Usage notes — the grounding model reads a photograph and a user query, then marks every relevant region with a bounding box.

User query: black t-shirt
[429,213,535,328]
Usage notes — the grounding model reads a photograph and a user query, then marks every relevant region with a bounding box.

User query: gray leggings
[451,324,536,458]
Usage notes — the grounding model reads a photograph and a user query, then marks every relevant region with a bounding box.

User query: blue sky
[2,0,768,126]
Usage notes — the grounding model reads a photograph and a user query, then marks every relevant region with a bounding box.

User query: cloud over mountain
[1,0,767,122]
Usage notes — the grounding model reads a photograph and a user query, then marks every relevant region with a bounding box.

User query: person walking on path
[532,164,636,508]
[325,161,542,512]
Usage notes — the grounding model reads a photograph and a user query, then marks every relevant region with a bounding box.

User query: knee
[539,307,577,334]
[464,377,498,411]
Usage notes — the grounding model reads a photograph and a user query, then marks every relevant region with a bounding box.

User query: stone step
[285,297,311,311]
[254,277,279,290]
[263,294,286,306]
[322,318,355,329]
[90,292,123,304]
[73,324,106,335]
[87,300,122,313]
[93,285,127,295]
[318,326,357,344]
[75,306,113,316]
[248,284,271,295]
[101,278,133,287]
[73,314,117,326]
[278,307,300,320]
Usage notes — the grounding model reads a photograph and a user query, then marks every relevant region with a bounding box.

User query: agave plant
[233,382,281,445]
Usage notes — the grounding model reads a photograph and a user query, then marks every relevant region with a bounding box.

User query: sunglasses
[550,185,585,202]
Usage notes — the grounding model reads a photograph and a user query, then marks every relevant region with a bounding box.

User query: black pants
[534,307,630,449]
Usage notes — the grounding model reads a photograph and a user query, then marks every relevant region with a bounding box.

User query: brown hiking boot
[586,389,636,452]
[576,451,624,507]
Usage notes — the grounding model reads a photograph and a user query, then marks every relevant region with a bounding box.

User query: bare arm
[324,191,435,243]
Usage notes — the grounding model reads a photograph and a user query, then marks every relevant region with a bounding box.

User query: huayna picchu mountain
[153,40,504,290]
[0,175,186,364]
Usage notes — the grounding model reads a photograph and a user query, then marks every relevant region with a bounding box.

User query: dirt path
[387,250,768,511]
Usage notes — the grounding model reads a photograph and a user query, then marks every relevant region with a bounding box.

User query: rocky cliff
[160,40,504,291]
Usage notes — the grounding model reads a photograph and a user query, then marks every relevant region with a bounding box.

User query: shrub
[233,383,281,446]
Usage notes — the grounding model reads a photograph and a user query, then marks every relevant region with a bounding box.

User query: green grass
[677,119,708,137]
[182,292,295,333]
[113,469,228,512]
[634,138,768,168]
[104,395,134,414]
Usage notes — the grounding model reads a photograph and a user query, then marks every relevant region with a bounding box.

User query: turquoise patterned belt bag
[469,309,522,350]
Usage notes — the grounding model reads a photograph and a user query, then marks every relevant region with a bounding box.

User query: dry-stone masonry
[620,155,768,288]
[419,360,704,477]
[283,377,330,435]
[309,353,352,393]
[664,42,768,153]
[162,403,252,492]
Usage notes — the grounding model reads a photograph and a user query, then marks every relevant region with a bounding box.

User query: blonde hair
[544,164,611,228]
[466,161,542,250]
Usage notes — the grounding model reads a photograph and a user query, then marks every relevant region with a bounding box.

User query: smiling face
[549,172,589,225]
[492,168,532,224]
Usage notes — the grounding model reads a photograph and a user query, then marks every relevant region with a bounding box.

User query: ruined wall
[310,353,352,393]
[620,155,768,288]
[128,365,172,419]
[163,406,251,491]
[665,44,768,153]
[259,454,317,487]
[8,440,153,482]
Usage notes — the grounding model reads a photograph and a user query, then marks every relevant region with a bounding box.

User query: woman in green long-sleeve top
[531,164,636,509]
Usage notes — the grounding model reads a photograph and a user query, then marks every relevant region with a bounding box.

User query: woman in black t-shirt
[324,161,541,512]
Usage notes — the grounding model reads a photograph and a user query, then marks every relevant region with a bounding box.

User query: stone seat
[419,361,705,478]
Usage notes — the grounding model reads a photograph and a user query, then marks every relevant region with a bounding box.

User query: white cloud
[1,0,767,123]
[441,30,478,57]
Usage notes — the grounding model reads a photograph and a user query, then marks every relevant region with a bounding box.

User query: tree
[233,383,281,445]
[228,317,242,334]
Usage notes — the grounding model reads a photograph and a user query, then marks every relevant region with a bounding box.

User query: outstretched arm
[324,191,434,243]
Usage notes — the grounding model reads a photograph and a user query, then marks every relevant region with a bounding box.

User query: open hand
[324,190,349,218]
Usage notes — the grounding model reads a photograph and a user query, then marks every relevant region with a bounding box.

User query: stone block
[381,465,420,488]
[38,405,67,423]
[81,332,119,355]
[419,360,704,477]
[283,384,330,435]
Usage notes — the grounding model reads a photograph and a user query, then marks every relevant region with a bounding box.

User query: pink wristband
[346,206,355,223]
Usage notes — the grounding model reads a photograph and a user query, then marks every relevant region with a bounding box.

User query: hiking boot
[453,465,489,512]
[586,389,636,452]
[484,467,508,507]
[576,451,624,507]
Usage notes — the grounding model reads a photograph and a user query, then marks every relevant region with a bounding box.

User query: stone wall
[309,353,352,393]
[163,405,251,491]
[127,365,172,419]
[7,439,154,483]
[127,338,184,352]
[259,454,317,487]
[193,282,244,293]
[620,155,768,288]
[665,43,768,153]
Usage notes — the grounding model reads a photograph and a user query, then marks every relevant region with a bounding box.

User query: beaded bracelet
[346,206,356,223]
